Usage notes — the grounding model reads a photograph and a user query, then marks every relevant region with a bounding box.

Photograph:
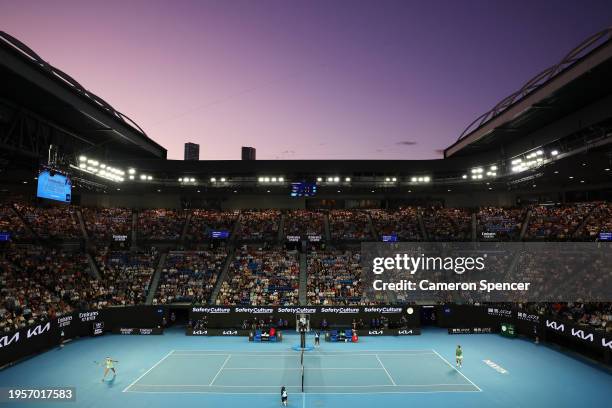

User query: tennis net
[300,349,305,392]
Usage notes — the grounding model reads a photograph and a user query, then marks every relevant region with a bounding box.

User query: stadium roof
[445,28,612,158]
[0,31,167,160]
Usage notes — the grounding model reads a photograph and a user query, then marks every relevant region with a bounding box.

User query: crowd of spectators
[239,210,280,240]
[423,207,472,241]
[138,209,186,241]
[16,204,82,240]
[0,202,31,240]
[576,202,612,240]
[306,250,362,305]
[284,210,325,238]
[154,250,227,304]
[368,208,422,241]
[525,203,595,240]
[95,247,158,305]
[329,210,372,241]
[2,201,612,338]
[82,207,132,241]
[216,248,299,306]
[477,207,525,241]
[187,210,238,241]
[0,245,94,332]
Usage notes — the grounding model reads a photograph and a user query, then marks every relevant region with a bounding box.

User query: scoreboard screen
[599,232,612,241]
[211,230,230,239]
[37,170,71,203]
[290,182,317,197]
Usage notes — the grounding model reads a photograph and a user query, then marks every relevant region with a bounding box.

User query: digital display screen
[0,232,10,242]
[382,234,398,242]
[290,182,317,197]
[37,170,71,203]
[211,230,230,239]
[113,235,128,242]
[599,232,612,241]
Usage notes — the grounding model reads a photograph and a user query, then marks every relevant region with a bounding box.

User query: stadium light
[129,175,134,180]
[345,177,351,182]
[462,174,467,179]
[271,177,277,182]
[278,177,284,182]
[551,150,559,156]
[178,178,183,182]
[210,177,216,182]
[220,177,226,182]
[391,177,397,182]
[128,168,136,174]
[79,156,87,162]
[140,175,147,180]
[258,177,264,182]
[147,175,152,180]
[317,177,322,182]
[333,177,340,182]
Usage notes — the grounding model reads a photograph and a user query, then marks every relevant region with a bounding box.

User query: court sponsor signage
[320,307,360,314]
[277,307,318,314]
[544,318,609,347]
[191,307,231,314]
[186,328,250,336]
[360,328,421,336]
[448,327,495,334]
[363,307,403,314]
[113,328,163,335]
[78,311,99,322]
[56,315,73,328]
[487,308,512,318]
[483,359,508,374]
[234,307,275,314]
[0,306,166,366]
[516,311,540,323]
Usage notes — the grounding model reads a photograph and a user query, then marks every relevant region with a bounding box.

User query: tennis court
[123,349,480,394]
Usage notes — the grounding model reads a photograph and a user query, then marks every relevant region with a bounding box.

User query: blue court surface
[1,327,610,408]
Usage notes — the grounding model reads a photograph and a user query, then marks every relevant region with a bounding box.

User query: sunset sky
[2,0,610,160]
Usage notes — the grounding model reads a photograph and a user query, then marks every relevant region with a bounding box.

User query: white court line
[223,367,385,370]
[432,349,482,392]
[125,389,480,395]
[170,352,436,357]
[130,383,476,388]
[171,349,434,353]
[122,350,175,393]
[375,354,396,386]
[209,354,231,386]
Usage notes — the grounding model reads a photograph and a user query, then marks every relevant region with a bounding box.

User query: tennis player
[281,385,288,406]
[455,345,463,368]
[102,357,119,381]
[314,331,320,348]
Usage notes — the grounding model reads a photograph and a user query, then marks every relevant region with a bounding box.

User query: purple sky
[2,1,610,160]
